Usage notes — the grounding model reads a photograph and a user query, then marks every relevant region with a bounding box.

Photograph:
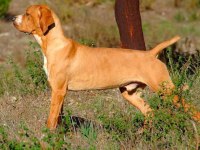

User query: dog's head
[13,5,54,36]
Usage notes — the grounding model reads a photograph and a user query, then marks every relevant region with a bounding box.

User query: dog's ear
[39,7,54,35]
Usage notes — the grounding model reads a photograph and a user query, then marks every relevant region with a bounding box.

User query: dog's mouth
[13,22,30,35]
[13,20,34,35]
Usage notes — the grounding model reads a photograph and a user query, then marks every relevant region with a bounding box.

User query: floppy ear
[39,7,54,35]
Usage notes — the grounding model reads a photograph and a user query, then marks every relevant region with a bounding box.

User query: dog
[12,5,200,129]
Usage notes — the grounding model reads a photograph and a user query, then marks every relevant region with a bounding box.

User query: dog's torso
[44,40,159,91]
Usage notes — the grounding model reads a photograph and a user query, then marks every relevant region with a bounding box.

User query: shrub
[0,0,11,18]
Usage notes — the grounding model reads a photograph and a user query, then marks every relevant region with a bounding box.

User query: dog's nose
[12,16,16,21]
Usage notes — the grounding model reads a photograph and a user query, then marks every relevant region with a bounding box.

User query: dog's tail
[150,36,181,57]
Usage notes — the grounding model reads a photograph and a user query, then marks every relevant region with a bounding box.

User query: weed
[80,123,97,148]
[174,11,186,22]
[25,42,48,91]
[189,11,199,21]
[42,128,70,149]
[0,124,41,149]
[0,0,11,18]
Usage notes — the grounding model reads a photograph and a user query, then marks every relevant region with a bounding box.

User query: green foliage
[174,12,186,22]
[145,94,192,144]
[0,124,71,149]
[0,42,47,96]
[80,123,97,149]
[166,48,199,88]
[189,11,199,21]
[0,124,41,149]
[25,42,48,91]
[42,128,70,149]
[0,0,11,18]
[174,10,200,22]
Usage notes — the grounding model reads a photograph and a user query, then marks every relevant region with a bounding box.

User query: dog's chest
[33,34,49,78]
[34,34,42,45]
[42,54,48,78]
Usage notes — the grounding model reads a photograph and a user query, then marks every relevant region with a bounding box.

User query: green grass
[0,43,199,149]
[0,0,11,18]
[0,42,47,96]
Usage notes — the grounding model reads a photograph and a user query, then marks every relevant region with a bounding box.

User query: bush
[0,0,11,18]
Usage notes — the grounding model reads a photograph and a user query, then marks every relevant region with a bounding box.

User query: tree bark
[115,0,146,50]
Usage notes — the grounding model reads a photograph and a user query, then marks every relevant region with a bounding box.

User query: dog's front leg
[46,75,68,130]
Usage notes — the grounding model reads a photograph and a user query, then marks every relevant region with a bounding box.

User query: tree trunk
[115,0,146,50]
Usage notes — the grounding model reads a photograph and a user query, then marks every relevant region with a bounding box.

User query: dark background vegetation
[0,0,200,149]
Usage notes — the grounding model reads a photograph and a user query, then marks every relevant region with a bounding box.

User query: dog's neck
[34,12,67,55]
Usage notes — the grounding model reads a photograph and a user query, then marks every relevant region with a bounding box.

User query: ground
[0,0,200,149]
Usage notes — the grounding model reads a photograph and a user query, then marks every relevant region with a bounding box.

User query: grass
[142,18,200,50]
[0,0,11,18]
[0,42,47,96]
[0,41,200,149]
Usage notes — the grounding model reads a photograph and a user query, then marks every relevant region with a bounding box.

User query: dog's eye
[25,13,30,16]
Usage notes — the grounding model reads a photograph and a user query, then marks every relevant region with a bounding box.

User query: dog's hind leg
[120,83,152,117]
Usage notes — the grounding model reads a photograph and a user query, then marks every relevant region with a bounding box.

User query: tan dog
[12,5,199,129]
